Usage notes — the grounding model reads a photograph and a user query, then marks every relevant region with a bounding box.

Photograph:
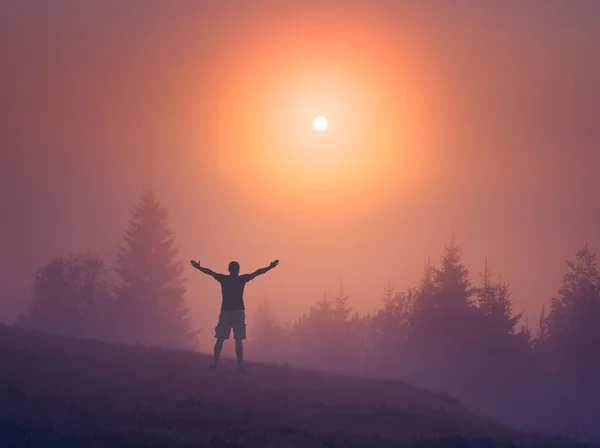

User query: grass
[0,325,591,447]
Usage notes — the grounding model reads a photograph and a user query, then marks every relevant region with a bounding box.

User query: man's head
[228,261,240,276]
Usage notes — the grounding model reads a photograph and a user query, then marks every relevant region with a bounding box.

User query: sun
[313,116,328,131]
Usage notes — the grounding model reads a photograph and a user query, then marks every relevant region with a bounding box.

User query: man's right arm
[190,260,220,280]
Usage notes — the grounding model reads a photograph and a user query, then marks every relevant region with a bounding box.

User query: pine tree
[406,235,478,390]
[114,190,196,349]
[291,287,357,371]
[413,257,438,315]
[477,257,494,310]
[538,244,600,437]
[332,283,351,324]
[254,298,279,342]
[375,284,415,343]
[410,236,474,345]
[371,284,415,375]
[252,297,290,363]
[434,234,474,311]
[475,258,522,336]
[546,243,600,373]
[534,305,549,352]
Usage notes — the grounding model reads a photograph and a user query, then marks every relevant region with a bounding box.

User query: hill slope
[0,325,587,447]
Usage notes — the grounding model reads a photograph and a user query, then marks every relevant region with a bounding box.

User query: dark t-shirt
[215,274,252,311]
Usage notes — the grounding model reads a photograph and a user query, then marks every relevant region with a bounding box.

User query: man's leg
[235,338,244,370]
[232,310,247,371]
[211,311,231,369]
[210,339,224,368]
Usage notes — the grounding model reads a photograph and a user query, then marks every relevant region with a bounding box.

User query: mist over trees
[13,193,600,440]
[112,190,196,349]
[249,238,600,440]
[17,190,197,350]
[17,253,113,339]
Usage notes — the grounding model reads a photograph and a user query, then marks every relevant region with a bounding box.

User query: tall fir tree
[412,256,437,315]
[375,283,415,342]
[546,243,600,374]
[535,244,600,440]
[406,235,478,390]
[370,284,415,375]
[332,283,352,324]
[291,287,357,371]
[114,190,196,349]
[434,234,474,312]
[476,257,494,310]
[407,257,438,351]
[410,236,475,345]
[251,297,290,363]
[534,304,549,353]
[470,258,533,401]
[475,258,522,336]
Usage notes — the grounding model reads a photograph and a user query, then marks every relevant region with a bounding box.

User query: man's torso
[216,274,251,311]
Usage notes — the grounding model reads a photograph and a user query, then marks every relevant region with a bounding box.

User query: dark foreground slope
[0,326,588,448]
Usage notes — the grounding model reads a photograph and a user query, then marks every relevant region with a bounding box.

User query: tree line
[14,191,600,440]
[250,239,600,440]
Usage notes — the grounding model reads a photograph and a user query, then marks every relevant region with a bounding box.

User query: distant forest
[15,190,600,442]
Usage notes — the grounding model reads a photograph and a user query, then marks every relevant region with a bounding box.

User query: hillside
[0,325,587,447]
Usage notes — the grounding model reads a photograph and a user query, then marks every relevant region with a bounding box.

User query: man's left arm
[246,260,279,281]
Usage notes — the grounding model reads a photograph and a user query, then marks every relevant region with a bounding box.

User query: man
[190,259,279,372]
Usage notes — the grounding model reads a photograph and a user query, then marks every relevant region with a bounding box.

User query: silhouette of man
[190,259,279,372]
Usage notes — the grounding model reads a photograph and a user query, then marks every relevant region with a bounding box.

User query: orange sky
[2,2,600,347]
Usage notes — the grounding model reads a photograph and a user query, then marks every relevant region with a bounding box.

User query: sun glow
[205,16,427,207]
[313,116,328,131]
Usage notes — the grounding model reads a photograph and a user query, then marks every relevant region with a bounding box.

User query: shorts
[215,310,246,340]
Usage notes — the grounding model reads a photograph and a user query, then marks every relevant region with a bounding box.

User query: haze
[2,0,600,350]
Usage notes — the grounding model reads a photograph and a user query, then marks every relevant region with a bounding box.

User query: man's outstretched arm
[190,260,221,280]
[247,260,279,281]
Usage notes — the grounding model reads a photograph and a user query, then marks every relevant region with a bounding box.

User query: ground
[0,325,589,447]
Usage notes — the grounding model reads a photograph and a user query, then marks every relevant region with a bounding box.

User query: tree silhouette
[406,236,479,391]
[291,286,357,371]
[369,284,415,375]
[412,257,438,315]
[17,253,112,338]
[374,284,414,343]
[434,235,474,311]
[545,243,600,378]
[113,190,196,349]
[410,237,475,347]
[475,258,522,336]
[251,297,289,363]
[534,243,600,439]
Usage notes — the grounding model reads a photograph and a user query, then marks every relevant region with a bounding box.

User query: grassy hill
[0,325,589,447]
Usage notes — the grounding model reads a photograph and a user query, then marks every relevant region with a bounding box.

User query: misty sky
[2,1,600,345]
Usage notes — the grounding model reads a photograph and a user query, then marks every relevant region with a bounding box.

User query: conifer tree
[412,257,437,315]
[475,258,522,336]
[291,287,356,370]
[114,190,196,349]
[252,297,290,363]
[434,234,474,312]
[406,235,478,390]
[410,236,474,345]
[534,304,549,353]
[546,243,600,373]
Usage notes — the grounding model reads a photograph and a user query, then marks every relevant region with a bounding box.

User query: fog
[3,2,599,339]
[2,1,600,441]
